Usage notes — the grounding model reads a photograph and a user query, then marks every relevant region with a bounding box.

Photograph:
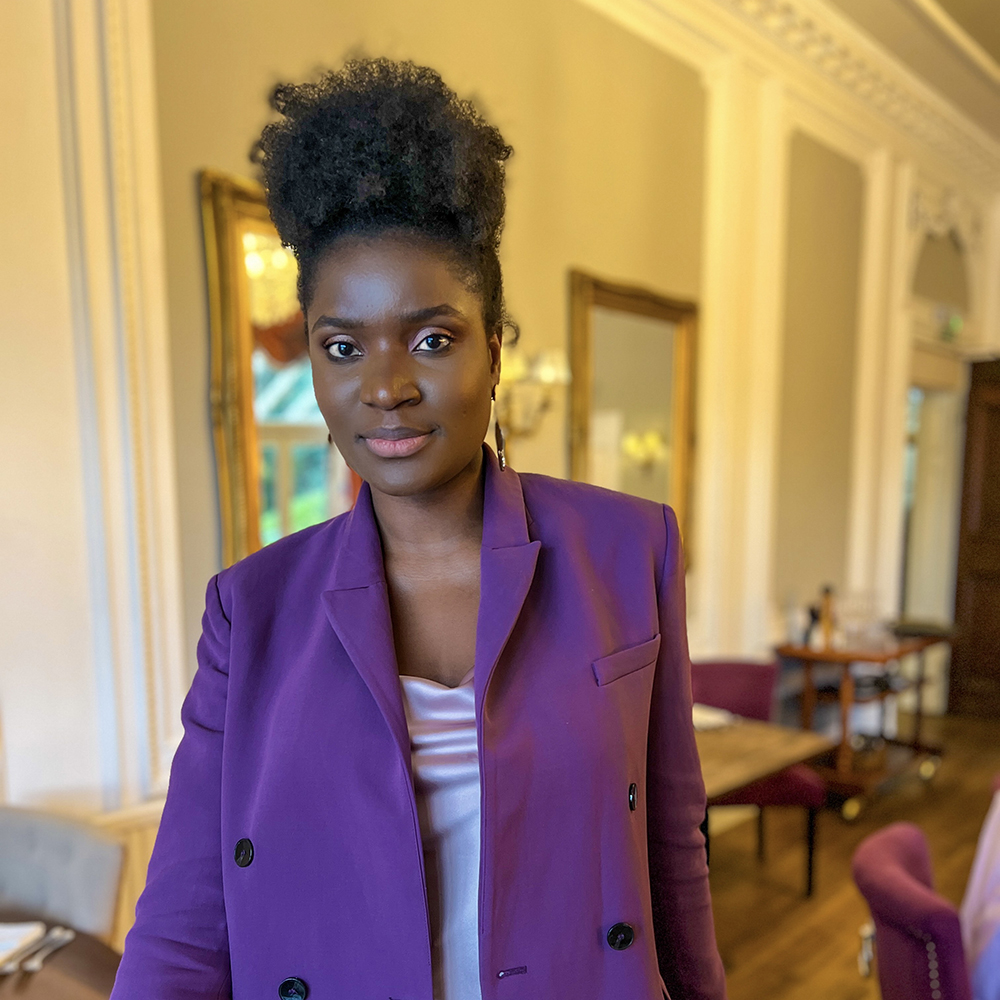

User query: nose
[359,349,421,410]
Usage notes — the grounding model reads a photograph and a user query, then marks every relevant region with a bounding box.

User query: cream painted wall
[913,233,970,310]
[773,132,865,611]
[150,0,707,661]
[0,2,105,808]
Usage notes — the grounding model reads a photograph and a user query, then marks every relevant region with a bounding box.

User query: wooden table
[0,910,120,999]
[776,637,948,813]
[696,719,834,802]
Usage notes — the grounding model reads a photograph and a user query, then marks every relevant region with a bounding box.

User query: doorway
[951,360,1000,717]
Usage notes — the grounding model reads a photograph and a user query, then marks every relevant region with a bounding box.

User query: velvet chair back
[690,660,777,722]
[853,822,971,1000]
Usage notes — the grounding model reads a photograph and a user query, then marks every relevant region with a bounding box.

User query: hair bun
[251,57,513,332]
[254,58,511,254]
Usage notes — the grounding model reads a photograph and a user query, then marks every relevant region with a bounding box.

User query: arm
[111,574,232,1000]
[647,506,727,1000]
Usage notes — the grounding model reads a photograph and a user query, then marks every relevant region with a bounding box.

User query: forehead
[308,235,481,323]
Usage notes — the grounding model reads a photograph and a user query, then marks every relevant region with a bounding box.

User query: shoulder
[517,470,673,553]
[214,512,350,607]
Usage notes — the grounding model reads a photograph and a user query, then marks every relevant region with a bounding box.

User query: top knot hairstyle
[252,58,514,334]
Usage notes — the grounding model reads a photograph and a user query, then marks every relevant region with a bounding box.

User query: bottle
[819,585,835,650]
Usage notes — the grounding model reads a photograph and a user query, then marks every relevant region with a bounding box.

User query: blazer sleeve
[647,506,728,1000]
[111,574,232,1000]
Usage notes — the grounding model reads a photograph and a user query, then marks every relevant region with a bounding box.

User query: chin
[359,444,484,497]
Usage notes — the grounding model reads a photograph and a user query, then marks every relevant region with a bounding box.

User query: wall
[151,0,707,664]
[0,2,105,808]
[913,233,970,310]
[773,132,865,611]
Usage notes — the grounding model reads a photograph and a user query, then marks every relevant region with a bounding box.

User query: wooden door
[951,359,1000,716]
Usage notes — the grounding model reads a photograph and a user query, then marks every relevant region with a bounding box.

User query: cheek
[434,365,491,424]
[310,358,351,419]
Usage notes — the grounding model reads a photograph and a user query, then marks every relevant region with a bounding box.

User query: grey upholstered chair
[0,806,123,937]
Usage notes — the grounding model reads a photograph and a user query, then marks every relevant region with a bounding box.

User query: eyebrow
[310,303,467,334]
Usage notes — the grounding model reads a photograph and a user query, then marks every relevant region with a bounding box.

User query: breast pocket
[591,634,661,686]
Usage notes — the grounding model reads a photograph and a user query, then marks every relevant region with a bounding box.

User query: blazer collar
[324,444,533,591]
[321,445,540,760]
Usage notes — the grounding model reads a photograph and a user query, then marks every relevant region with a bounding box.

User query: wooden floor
[708,712,1000,1000]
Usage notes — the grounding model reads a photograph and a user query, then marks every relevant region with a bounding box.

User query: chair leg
[700,809,710,868]
[757,807,766,862]
[806,807,817,897]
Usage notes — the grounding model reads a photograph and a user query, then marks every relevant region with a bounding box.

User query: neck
[369,448,486,560]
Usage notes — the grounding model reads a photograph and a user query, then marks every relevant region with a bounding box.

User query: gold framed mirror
[200,169,357,566]
[568,270,697,543]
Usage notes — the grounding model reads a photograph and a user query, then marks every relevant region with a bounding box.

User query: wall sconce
[621,429,670,469]
[495,346,570,438]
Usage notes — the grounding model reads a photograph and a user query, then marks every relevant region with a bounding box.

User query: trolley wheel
[841,797,863,822]
[919,756,942,781]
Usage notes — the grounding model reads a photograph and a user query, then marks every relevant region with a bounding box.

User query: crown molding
[898,0,1000,91]
[585,0,1000,185]
[715,0,1000,184]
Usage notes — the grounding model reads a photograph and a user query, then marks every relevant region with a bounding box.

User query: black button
[278,978,308,1000]
[628,783,637,811]
[607,922,635,950]
[234,838,254,868]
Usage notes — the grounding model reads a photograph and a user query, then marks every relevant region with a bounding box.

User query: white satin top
[399,668,482,1000]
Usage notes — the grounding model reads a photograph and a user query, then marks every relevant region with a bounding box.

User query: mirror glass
[202,170,356,565]
[569,271,696,543]
[589,306,677,504]
[240,224,353,546]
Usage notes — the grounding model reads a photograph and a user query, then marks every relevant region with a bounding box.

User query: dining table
[0,909,119,999]
[695,717,835,803]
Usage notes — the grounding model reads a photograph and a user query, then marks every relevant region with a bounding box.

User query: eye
[325,340,361,360]
[414,331,454,353]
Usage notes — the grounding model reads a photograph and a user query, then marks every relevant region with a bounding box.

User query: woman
[112,59,726,1000]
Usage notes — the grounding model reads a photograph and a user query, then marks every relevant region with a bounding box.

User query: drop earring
[492,384,506,471]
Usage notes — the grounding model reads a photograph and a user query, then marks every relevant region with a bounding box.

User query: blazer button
[278,977,308,999]
[607,922,635,951]
[628,783,637,811]
[234,838,254,868]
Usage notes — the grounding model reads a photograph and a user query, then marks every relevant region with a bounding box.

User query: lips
[361,427,433,459]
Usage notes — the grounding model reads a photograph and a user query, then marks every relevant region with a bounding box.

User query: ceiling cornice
[713,0,1000,183]
[897,0,1000,90]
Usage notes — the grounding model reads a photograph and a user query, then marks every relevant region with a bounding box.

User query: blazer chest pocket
[592,634,661,686]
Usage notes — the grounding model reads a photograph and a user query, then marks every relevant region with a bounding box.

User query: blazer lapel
[321,483,410,767]
[475,447,541,714]
[322,447,540,753]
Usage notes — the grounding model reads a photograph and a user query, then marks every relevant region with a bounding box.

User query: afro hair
[252,58,514,332]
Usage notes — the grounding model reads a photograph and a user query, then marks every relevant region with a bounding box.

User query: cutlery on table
[0,927,63,975]
[21,927,76,972]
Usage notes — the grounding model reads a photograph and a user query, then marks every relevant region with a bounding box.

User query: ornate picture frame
[200,169,271,565]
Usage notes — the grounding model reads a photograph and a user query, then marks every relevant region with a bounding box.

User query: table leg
[801,660,817,731]
[837,664,855,778]
[913,649,926,749]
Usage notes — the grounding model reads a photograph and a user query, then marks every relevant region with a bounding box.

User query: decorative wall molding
[716,0,1000,184]
[910,176,982,250]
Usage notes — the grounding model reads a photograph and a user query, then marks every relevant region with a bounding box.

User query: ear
[488,325,503,384]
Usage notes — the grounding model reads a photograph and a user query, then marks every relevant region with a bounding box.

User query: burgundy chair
[852,822,971,1000]
[691,659,827,896]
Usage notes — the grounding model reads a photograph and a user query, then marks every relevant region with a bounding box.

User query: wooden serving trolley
[775,634,949,819]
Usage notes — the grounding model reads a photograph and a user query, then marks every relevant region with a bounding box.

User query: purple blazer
[112,447,727,1000]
